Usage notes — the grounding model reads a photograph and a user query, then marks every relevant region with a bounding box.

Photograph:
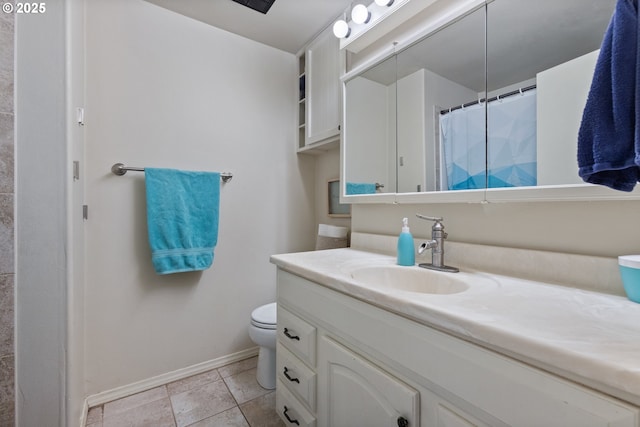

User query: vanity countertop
[271,247,640,407]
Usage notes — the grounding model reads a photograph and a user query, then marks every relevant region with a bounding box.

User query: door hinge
[73,161,80,181]
[82,205,88,220]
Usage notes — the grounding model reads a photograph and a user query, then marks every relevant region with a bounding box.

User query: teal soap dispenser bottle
[397,217,415,266]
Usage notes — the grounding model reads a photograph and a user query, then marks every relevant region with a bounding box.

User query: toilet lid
[251,302,276,329]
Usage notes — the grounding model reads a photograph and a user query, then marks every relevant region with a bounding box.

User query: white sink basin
[348,264,469,295]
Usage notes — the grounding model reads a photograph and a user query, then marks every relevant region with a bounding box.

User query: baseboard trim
[83,346,259,412]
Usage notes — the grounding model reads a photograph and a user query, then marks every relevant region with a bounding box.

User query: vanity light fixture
[374,0,394,6]
[333,19,351,38]
[351,4,371,24]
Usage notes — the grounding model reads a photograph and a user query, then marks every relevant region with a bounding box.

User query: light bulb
[374,0,394,6]
[351,4,371,24]
[333,19,351,39]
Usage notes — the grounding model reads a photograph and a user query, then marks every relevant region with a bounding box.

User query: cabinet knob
[397,416,409,427]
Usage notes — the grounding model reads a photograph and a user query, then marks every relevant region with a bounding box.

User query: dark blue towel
[577,0,640,191]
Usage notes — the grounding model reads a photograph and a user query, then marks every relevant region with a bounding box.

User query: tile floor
[85,356,285,427]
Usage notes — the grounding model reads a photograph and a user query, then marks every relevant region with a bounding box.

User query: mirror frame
[340,0,640,204]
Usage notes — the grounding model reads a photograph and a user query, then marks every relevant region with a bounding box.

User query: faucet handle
[416,214,443,222]
[416,214,447,233]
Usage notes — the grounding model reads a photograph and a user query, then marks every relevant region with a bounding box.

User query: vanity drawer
[277,343,317,411]
[276,379,317,427]
[278,307,316,367]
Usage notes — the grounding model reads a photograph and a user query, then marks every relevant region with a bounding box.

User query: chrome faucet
[416,214,459,273]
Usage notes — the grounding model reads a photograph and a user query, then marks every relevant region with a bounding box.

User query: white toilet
[248,302,277,389]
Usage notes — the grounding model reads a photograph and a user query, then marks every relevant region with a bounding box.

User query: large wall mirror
[342,0,634,202]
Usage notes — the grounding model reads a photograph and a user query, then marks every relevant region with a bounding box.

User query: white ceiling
[144,0,353,54]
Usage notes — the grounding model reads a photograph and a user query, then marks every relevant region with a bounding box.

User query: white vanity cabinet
[296,24,341,154]
[275,268,640,427]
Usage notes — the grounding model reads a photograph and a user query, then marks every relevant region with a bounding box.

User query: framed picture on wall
[328,179,350,217]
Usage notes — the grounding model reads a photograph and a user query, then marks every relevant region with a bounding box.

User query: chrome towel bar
[111,163,233,183]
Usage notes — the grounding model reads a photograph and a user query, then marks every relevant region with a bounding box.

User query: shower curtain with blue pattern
[440,89,537,190]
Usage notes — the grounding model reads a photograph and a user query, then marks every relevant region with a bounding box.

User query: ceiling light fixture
[374,0,394,6]
[333,19,351,39]
[351,4,371,24]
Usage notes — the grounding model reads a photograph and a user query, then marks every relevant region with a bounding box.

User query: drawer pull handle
[283,366,300,383]
[397,416,409,427]
[283,405,300,425]
[283,327,300,341]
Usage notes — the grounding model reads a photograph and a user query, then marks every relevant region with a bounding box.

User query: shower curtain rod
[110,163,233,183]
[440,84,536,115]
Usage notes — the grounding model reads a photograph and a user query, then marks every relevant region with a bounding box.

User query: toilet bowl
[248,302,277,389]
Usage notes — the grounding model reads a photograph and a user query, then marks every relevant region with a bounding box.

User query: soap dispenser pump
[397,217,415,266]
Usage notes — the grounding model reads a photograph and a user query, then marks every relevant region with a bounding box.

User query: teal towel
[145,168,220,275]
[346,182,377,195]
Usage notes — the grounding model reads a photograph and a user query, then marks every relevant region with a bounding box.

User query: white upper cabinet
[298,25,341,153]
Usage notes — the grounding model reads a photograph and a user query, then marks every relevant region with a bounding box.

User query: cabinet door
[317,336,419,427]
[306,25,340,145]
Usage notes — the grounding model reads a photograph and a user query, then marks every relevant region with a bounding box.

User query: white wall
[84,0,315,395]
